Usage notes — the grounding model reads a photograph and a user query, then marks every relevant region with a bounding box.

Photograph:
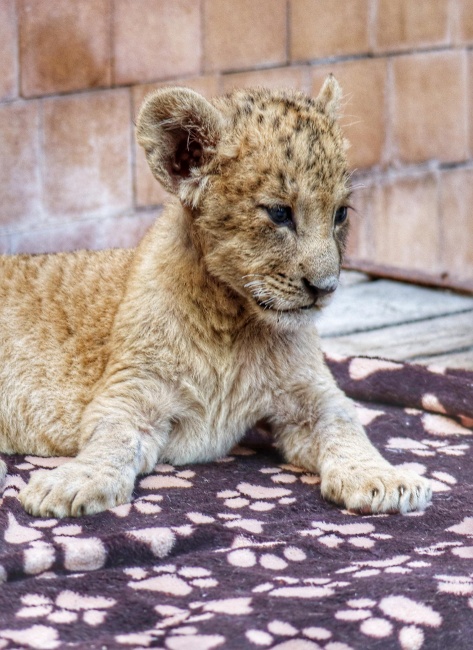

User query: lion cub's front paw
[321,464,432,514]
[19,461,135,518]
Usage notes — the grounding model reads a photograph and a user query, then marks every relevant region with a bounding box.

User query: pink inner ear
[172,136,203,179]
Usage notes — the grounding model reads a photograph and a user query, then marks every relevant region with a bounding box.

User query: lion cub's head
[137,77,350,328]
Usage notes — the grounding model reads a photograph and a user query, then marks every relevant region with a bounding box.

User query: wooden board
[321,311,473,364]
[318,279,473,337]
[412,349,473,370]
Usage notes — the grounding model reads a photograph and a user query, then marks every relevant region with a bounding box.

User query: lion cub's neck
[129,201,252,344]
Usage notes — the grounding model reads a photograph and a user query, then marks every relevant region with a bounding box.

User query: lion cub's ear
[137,87,225,206]
[315,74,342,120]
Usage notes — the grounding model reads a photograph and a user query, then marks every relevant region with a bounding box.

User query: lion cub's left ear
[137,87,225,207]
[316,74,342,120]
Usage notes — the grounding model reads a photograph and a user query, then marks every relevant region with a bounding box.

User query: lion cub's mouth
[254,298,317,313]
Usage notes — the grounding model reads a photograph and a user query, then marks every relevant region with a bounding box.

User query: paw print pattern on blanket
[139,464,196,490]
[386,436,469,459]
[246,619,351,649]
[116,598,253,647]
[299,520,389,550]
[412,517,473,561]
[251,575,350,600]
[436,573,473,596]
[225,535,307,571]
[3,511,108,573]
[125,563,218,595]
[435,574,473,613]
[446,517,473,558]
[333,595,442,649]
[335,554,414,579]
[0,357,472,649]
[217,479,299,512]
[217,483,292,512]
[0,624,61,650]
[214,465,319,515]
[15,590,116,626]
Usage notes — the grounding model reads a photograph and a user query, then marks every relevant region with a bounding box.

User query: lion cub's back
[0,248,134,455]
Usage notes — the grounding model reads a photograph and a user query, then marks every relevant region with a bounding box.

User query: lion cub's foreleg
[19,380,172,518]
[272,366,432,514]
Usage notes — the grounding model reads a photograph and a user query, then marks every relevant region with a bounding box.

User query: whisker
[244,280,266,289]
[350,182,366,191]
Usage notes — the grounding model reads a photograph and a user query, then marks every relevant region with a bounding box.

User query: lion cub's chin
[249,296,333,329]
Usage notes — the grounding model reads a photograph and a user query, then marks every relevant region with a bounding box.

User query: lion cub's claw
[321,465,432,515]
[19,462,135,518]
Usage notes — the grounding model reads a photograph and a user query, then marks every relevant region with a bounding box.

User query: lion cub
[0,77,431,517]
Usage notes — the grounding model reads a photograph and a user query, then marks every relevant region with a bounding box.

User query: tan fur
[0,78,431,517]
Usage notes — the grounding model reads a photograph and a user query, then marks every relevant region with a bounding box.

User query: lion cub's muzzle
[252,274,339,314]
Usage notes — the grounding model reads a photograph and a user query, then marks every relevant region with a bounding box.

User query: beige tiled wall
[0,0,472,286]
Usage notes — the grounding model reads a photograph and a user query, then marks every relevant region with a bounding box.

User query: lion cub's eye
[334,206,348,226]
[265,205,294,229]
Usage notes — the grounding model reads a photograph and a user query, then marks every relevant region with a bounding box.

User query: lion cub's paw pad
[19,463,135,518]
[321,466,432,515]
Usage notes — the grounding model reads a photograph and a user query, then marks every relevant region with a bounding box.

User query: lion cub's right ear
[136,88,225,206]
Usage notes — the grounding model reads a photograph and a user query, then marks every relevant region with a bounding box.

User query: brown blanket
[1,356,472,649]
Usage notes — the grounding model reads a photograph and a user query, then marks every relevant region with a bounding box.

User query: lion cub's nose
[303,276,338,300]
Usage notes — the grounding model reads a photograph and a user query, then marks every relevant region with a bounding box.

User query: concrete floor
[318,271,473,370]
